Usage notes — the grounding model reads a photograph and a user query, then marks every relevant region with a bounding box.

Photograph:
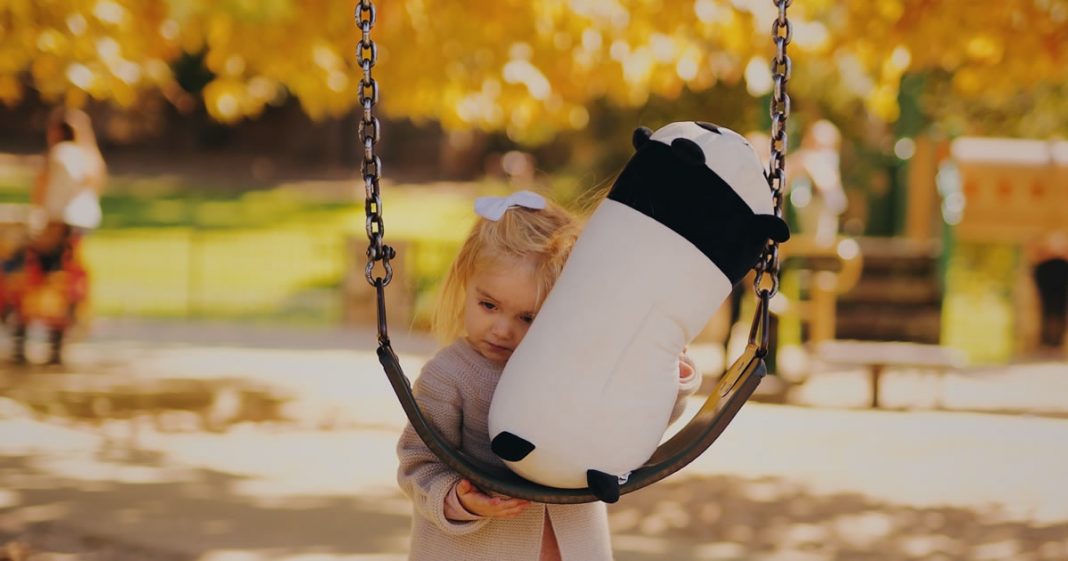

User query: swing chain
[754,0,791,303]
[750,0,790,355]
[358,0,393,287]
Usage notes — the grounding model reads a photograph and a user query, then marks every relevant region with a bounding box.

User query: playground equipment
[920,137,1068,360]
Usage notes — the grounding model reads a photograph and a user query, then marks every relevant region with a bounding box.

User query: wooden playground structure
[780,135,1068,360]
[690,135,1068,405]
[910,136,1068,359]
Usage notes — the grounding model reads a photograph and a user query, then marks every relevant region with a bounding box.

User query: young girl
[396,190,701,561]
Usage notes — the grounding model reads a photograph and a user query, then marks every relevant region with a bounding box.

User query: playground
[1,319,1067,561]
[0,143,1064,561]
[3,1,1068,560]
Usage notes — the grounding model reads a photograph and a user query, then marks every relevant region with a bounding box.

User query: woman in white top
[7,107,105,365]
[33,106,106,245]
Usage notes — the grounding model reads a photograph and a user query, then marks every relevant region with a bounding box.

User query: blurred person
[787,120,848,246]
[33,107,105,238]
[3,107,104,365]
[1031,231,1068,350]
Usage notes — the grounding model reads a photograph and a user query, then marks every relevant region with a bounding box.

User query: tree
[2,0,1065,142]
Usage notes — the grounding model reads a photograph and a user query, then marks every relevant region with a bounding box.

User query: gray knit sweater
[396,339,699,561]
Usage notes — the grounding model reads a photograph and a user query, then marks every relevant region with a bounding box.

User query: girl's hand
[679,351,696,380]
[456,479,530,519]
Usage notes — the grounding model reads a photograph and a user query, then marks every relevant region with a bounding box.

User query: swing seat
[378,339,766,504]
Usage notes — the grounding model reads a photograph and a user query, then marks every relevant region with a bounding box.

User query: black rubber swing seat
[378,340,766,504]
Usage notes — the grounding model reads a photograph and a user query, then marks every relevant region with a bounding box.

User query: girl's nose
[491,319,515,340]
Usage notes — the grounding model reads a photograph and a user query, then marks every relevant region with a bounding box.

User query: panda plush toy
[487,121,790,503]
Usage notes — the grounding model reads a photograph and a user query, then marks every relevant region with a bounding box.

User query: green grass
[0,177,488,324]
[941,242,1018,364]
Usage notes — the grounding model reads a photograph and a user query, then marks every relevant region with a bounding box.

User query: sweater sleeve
[396,358,491,535]
[668,353,701,424]
[443,482,485,522]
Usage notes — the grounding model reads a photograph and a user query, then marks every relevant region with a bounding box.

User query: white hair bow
[474,190,547,221]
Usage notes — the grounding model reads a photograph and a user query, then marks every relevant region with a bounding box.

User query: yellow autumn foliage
[1,0,1064,139]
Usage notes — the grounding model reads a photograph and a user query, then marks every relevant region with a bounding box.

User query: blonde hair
[432,199,581,342]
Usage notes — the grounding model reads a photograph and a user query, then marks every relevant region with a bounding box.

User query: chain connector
[365,253,395,287]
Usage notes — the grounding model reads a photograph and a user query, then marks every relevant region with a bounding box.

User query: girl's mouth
[487,342,512,354]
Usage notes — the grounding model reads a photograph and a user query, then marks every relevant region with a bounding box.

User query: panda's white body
[487,122,788,500]
[488,198,730,488]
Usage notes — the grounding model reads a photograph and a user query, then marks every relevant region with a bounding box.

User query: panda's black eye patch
[696,121,722,134]
[670,138,706,166]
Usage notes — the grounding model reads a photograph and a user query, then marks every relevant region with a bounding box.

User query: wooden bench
[814,340,966,408]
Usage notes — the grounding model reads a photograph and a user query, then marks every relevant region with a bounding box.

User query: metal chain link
[358,0,393,287]
[754,0,791,300]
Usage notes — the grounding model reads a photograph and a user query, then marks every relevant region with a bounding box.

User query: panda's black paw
[587,469,621,503]
[491,432,536,462]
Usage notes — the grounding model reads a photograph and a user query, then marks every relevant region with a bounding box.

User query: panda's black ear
[670,138,706,167]
[632,126,653,150]
[751,214,791,243]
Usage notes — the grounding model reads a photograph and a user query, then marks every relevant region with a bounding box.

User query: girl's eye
[480,301,497,311]
[520,315,535,324]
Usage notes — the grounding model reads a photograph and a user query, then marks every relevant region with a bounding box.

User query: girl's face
[463,257,541,364]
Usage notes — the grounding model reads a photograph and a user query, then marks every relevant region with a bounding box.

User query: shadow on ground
[4,441,1067,561]
[0,449,412,560]
[610,475,1068,561]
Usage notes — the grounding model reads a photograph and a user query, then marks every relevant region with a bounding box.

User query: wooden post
[870,364,885,408]
[809,270,838,344]
[905,136,938,243]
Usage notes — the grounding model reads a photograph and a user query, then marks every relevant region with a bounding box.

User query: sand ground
[1,319,1067,561]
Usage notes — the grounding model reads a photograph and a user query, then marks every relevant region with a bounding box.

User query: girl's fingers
[494,500,529,512]
[457,482,502,515]
[460,486,530,518]
[461,479,489,497]
[678,356,695,378]
[458,481,492,502]
[474,493,495,504]
[494,499,527,509]
[494,504,529,519]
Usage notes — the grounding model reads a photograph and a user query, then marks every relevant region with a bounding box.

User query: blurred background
[0,1,1066,560]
